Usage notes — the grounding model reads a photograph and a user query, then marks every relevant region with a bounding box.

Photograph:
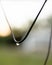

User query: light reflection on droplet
[16,43,20,46]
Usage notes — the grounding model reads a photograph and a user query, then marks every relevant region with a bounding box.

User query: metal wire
[44,26,51,65]
[0,0,47,44]
[0,0,51,65]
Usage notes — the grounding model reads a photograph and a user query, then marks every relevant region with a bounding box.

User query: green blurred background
[0,0,52,65]
[0,16,52,65]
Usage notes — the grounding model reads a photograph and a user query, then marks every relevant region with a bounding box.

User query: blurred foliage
[13,28,26,38]
[47,16,52,25]
[0,28,26,46]
[0,16,52,46]
[0,16,52,65]
[0,48,52,65]
[47,16,52,37]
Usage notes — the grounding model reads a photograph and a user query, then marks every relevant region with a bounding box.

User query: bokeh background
[0,0,52,65]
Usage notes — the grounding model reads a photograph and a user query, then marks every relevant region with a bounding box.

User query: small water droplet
[16,43,20,46]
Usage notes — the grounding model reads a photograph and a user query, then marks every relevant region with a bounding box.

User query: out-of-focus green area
[0,48,52,65]
[0,16,51,46]
[0,27,27,46]
[0,16,52,65]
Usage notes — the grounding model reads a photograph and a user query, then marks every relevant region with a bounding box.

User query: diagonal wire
[0,0,51,65]
[0,2,19,45]
[44,26,51,65]
[0,0,47,44]
[18,0,47,43]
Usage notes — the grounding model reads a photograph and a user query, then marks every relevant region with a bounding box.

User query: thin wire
[0,0,47,44]
[0,0,51,65]
[18,0,47,43]
[44,26,51,65]
[0,4,18,43]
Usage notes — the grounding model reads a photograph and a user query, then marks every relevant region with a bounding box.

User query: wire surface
[1,0,51,65]
[0,0,47,44]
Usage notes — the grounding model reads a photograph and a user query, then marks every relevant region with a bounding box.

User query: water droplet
[16,43,20,46]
